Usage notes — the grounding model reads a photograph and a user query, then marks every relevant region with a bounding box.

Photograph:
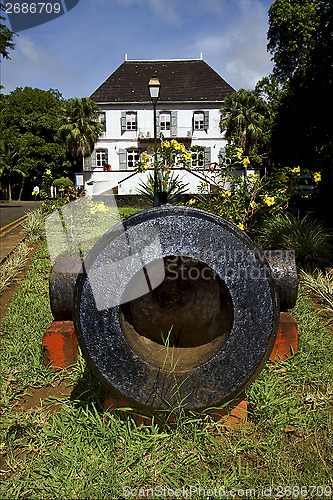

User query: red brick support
[270,312,298,361]
[42,321,78,369]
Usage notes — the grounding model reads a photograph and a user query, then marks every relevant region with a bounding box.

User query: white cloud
[189,0,273,89]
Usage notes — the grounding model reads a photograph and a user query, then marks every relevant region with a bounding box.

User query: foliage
[59,97,103,167]
[0,87,68,198]
[186,147,319,232]
[220,89,271,162]
[40,168,53,198]
[254,212,331,271]
[22,208,46,243]
[136,171,188,204]
[267,0,333,178]
[300,269,333,320]
[53,176,74,190]
[0,2,16,60]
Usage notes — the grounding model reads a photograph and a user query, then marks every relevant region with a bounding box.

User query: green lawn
[0,239,332,499]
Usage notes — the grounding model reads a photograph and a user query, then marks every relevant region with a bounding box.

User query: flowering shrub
[187,146,321,232]
[135,139,191,193]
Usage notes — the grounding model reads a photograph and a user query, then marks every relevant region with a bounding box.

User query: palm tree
[59,97,103,168]
[220,89,271,155]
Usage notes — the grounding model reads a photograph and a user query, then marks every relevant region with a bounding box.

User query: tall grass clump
[22,207,46,242]
[0,242,29,293]
[300,269,333,321]
[254,212,331,270]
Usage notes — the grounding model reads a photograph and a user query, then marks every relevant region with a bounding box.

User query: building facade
[82,59,235,196]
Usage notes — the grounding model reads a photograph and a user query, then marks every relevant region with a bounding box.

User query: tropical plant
[22,208,46,243]
[135,139,192,203]
[220,89,271,157]
[59,97,103,169]
[136,172,189,204]
[253,212,331,270]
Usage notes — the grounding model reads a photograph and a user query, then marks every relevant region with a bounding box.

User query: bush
[253,213,331,271]
[53,176,74,189]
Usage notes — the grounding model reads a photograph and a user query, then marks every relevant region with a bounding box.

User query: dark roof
[90,60,235,103]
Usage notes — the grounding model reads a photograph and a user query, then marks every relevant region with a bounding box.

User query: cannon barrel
[49,206,298,411]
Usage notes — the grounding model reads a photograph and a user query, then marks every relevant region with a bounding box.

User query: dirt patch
[17,380,74,414]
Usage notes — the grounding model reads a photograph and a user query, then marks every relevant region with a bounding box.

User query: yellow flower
[234,147,243,160]
[237,223,245,230]
[90,208,96,214]
[313,172,321,183]
[184,153,191,160]
[291,166,301,175]
[46,169,51,175]
[264,195,275,206]
[163,141,170,149]
[243,156,250,168]
[161,180,168,186]
[225,190,231,197]
[188,198,196,205]
[250,201,257,209]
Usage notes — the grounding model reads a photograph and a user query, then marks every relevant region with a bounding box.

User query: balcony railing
[137,127,192,140]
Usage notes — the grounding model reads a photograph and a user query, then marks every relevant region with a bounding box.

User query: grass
[0,234,332,497]
[0,242,30,293]
[300,269,333,320]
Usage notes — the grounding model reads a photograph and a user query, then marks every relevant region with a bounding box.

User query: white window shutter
[119,149,127,170]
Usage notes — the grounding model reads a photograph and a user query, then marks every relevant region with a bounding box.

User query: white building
[82,58,235,196]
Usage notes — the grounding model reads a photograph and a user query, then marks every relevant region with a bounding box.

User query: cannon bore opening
[120,256,234,371]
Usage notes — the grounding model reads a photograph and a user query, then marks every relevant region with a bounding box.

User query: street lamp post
[148,76,166,207]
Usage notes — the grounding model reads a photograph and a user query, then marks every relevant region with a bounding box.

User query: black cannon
[49,206,298,411]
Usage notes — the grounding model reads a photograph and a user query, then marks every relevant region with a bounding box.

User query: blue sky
[2,0,274,99]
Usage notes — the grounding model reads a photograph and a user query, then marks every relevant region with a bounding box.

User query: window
[127,149,140,169]
[96,149,107,168]
[99,112,106,132]
[193,112,204,130]
[160,112,171,131]
[193,111,209,131]
[126,113,137,131]
[191,149,205,167]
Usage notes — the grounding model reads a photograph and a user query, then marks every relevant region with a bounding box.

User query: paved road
[0,202,42,262]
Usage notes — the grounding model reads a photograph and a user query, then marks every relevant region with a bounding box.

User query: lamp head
[148,76,160,101]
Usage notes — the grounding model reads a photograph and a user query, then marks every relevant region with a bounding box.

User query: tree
[59,97,103,169]
[0,87,68,198]
[267,0,333,184]
[220,89,271,159]
[0,2,16,59]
